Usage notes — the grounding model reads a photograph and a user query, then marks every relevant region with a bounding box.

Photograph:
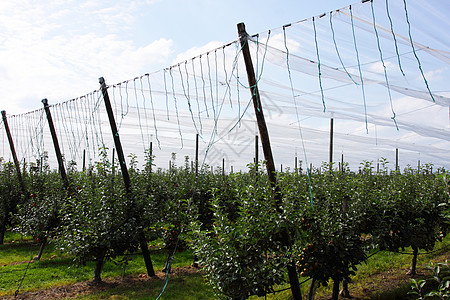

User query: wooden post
[195,133,199,176]
[255,135,259,171]
[112,148,115,175]
[238,22,302,300]
[42,99,69,189]
[395,148,399,172]
[82,149,86,172]
[149,142,153,174]
[40,99,71,259]
[341,153,344,173]
[1,111,28,245]
[99,77,155,277]
[295,156,298,174]
[1,111,26,194]
[222,158,225,177]
[329,118,334,171]
[99,79,131,193]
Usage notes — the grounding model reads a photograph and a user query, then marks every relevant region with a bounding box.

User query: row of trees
[0,152,449,299]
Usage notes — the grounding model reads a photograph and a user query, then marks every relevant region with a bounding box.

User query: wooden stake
[329,118,334,171]
[99,77,155,277]
[238,22,301,300]
[255,135,259,171]
[149,142,153,174]
[295,156,298,174]
[1,111,26,194]
[195,133,199,176]
[112,148,115,175]
[42,99,69,189]
[82,149,86,172]
[99,79,131,193]
[395,148,399,172]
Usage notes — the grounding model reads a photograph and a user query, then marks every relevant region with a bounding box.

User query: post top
[41,98,48,105]
[99,77,105,85]
[1,110,5,117]
[237,22,246,35]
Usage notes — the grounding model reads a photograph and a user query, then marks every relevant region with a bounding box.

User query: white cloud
[368,61,394,73]
[172,41,224,64]
[0,0,174,114]
[424,68,444,81]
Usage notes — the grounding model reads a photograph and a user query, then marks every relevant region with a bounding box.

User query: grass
[73,274,215,300]
[1,231,450,299]
[0,231,210,298]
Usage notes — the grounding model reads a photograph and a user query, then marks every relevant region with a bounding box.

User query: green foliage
[190,169,287,299]
[0,154,448,298]
[13,155,63,243]
[0,159,25,242]
[409,261,450,299]
[56,149,141,266]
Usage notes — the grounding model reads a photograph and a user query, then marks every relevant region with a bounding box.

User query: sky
[0,0,448,172]
[0,0,356,115]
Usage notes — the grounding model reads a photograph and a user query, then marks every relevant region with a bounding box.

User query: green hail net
[1,0,449,173]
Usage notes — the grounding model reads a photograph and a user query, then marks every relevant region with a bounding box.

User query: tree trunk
[93,253,105,283]
[331,279,340,300]
[308,277,317,300]
[407,245,418,276]
[140,236,156,277]
[192,254,199,268]
[340,278,351,298]
[0,222,6,245]
[35,237,47,260]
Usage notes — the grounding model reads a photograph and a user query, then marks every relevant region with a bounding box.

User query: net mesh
[1,0,449,172]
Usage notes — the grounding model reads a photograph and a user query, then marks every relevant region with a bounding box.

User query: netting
[1,0,449,172]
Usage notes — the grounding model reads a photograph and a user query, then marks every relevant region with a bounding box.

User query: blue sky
[0,0,356,114]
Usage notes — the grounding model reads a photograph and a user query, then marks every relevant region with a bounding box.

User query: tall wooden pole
[295,156,298,174]
[255,135,259,170]
[40,99,70,259]
[42,99,69,189]
[1,111,26,194]
[195,133,199,176]
[395,148,399,172]
[82,149,86,172]
[149,141,153,174]
[238,22,302,300]
[112,148,116,176]
[99,78,131,193]
[329,118,334,171]
[99,77,155,277]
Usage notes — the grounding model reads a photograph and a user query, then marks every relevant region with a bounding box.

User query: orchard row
[0,152,449,299]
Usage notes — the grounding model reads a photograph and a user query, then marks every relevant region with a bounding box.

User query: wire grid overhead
[1,0,449,172]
